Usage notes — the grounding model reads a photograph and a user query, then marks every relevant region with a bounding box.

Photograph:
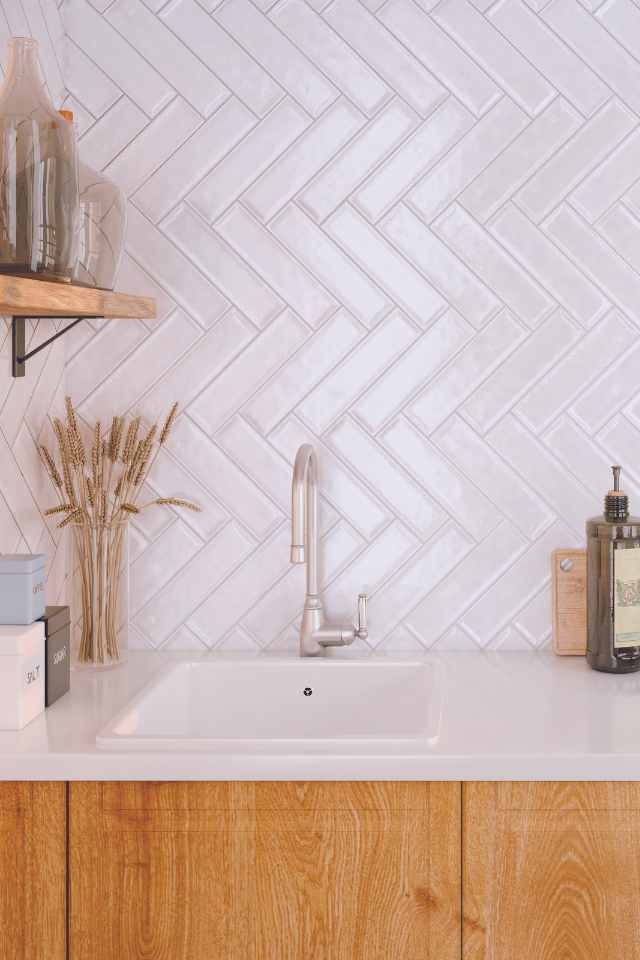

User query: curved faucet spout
[290,444,318,597]
[290,444,368,656]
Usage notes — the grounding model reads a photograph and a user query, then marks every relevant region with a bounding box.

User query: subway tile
[133,521,255,644]
[77,309,202,421]
[271,206,392,328]
[323,0,446,117]
[404,521,526,644]
[126,206,229,327]
[189,100,308,222]
[297,311,418,434]
[488,0,609,117]
[433,415,554,539]
[131,520,203,614]
[271,0,390,116]
[326,417,447,539]
[106,0,228,116]
[433,0,554,115]
[433,204,555,328]
[65,318,147,406]
[460,521,577,644]
[244,310,362,434]
[65,37,120,118]
[244,99,365,222]
[104,96,202,198]
[161,0,282,116]
[381,418,499,541]
[409,311,525,434]
[163,204,283,328]
[517,311,636,433]
[299,99,418,223]
[571,340,640,433]
[374,522,475,641]
[515,100,638,224]
[379,0,500,117]
[354,309,472,433]
[460,99,582,223]
[167,416,284,538]
[408,98,529,223]
[598,203,640,271]
[78,95,148,172]
[189,311,309,435]
[490,204,609,327]
[463,311,580,433]
[543,0,640,115]
[216,205,337,327]
[322,523,421,637]
[215,0,337,116]
[545,204,640,320]
[572,132,640,222]
[216,416,295,512]
[354,98,474,223]
[544,415,640,504]
[188,528,298,646]
[133,97,256,224]
[487,415,595,536]
[65,0,174,117]
[135,310,255,426]
[325,205,447,326]
[381,204,500,328]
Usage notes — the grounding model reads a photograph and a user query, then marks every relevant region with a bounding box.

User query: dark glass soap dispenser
[587,466,640,673]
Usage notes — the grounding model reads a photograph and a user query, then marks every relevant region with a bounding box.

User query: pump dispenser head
[605,465,629,522]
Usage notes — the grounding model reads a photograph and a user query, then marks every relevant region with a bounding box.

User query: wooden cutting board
[552,549,586,656]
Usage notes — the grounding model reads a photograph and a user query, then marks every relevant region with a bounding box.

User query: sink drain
[303,687,313,697]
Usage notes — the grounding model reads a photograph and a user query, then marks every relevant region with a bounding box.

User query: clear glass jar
[75,162,126,290]
[0,37,79,281]
[71,519,129,669]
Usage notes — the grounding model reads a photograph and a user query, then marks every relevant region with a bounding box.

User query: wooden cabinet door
[464,782,640,959]
[70,781,460,960]
[0,782,66,960]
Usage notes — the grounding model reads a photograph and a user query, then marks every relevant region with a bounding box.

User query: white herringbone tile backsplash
[47,0,640,651]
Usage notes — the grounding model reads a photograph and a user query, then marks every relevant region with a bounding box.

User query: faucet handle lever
[355,593,368,641]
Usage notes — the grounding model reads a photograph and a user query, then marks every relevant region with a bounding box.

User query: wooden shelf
[0,274,155,319]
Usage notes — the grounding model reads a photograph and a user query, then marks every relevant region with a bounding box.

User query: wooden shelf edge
[0,274,155,319]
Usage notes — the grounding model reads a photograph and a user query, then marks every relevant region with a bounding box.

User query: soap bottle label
[614,547,640,648]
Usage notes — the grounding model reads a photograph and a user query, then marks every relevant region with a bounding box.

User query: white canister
[0,623,45,729]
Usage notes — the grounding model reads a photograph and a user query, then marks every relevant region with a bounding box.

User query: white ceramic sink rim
[96,658,440,753]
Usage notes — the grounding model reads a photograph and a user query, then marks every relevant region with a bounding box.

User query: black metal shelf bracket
[12,315,102,378]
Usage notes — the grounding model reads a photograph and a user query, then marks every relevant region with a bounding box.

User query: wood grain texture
[0,782,66,960]
[0,274,155,318]
[463,782,640,959]
[552,549,587,656]
[70,781,460,960]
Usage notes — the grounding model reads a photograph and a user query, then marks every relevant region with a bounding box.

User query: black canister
[38,606,70,706]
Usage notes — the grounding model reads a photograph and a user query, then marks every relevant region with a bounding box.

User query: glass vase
[0,37,79,282]
[74,162,126,290]
[71,519,129,669]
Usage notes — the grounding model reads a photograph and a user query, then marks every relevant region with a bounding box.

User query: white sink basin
[97,659,439,751]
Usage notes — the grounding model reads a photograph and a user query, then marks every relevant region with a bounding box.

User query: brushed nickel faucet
[290,443,368,657]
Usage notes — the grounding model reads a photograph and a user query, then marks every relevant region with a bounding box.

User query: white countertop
[2,650,640,780]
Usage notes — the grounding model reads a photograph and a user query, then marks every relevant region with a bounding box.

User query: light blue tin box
[0,554,46,624]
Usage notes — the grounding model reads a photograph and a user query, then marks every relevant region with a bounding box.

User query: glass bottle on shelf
[0,37,79,282]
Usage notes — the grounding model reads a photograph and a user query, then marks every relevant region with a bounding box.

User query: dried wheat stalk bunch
[38,399,201,665]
